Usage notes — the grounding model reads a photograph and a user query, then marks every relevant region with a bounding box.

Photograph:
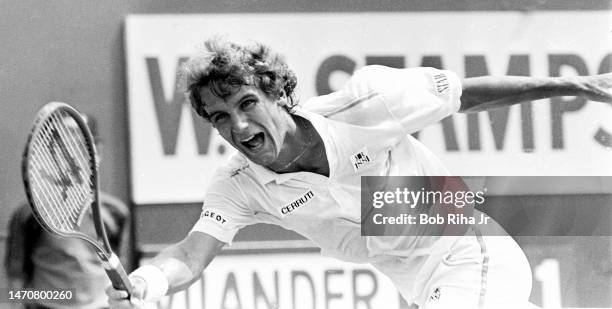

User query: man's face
[199,84,292,167]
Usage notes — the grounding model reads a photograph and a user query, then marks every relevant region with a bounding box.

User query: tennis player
[107,38,612,308]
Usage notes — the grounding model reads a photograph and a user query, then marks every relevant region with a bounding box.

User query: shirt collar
[246,108,332,185]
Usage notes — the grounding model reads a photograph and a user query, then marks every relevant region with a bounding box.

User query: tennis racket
[21,102,133,295]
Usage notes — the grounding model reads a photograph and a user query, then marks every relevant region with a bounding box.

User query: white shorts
[374,227,533,308]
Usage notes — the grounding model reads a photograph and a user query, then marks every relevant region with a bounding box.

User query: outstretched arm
[146,232,224,294]
[459,73,612,113]
[106,232,224,308]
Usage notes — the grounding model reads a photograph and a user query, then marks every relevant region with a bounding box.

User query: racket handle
[100,252,133,295]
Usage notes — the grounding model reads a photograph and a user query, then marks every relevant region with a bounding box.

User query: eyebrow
[205,92,259,115]
[237,93,258,104]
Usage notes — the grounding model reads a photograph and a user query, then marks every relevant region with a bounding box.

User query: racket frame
[22,102,133,294]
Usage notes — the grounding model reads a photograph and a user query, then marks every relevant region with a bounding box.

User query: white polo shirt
[190,65,535,306]
[191,65,469,298]
[191,64,461,245]
[192,66,461,250]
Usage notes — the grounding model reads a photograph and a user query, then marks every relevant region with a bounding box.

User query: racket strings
[31,141,81,230]
[46,112,93,225]
[35,123,80,224]
[30,132,79,230]
[32,120,89,231]
[28,111,95,232]
[47,113,92,211]
[34,119,83,227]
[30,127,78,230]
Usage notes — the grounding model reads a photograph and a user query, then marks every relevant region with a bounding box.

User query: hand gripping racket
[22,102,133,295]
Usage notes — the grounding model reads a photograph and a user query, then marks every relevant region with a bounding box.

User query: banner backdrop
[125,13,612,204]
[143,253,399,309]
[142,251,573,309]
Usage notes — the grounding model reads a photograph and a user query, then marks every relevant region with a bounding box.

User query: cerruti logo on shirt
[280,190,315,216]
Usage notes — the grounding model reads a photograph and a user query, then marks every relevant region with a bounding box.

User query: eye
[210,112,228,125]
[241,99,256,110]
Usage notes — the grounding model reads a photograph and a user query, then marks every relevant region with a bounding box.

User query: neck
[269,116,321,174]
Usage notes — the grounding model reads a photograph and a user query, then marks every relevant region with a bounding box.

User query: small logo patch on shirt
[428,287,442,302]
[201,210,228,226]
[280,189,315,217]
[350,147,372,172]
[432,73,450,95]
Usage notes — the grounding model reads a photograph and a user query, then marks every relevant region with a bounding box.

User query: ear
[276,90,289,107]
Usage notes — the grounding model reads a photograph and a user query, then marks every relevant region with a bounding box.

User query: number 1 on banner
[534,259,562,307]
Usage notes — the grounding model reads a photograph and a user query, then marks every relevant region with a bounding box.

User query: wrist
[556,75,585,97]
[130,265,169,301]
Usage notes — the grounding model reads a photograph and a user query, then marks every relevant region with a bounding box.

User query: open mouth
[240,132,265,151]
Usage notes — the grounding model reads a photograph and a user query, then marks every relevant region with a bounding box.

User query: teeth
[240,135,255,143]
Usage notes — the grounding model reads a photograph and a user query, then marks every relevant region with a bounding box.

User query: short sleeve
[189,173,255,245]
[320,65,462,134]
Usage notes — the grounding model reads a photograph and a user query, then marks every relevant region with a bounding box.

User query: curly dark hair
[180,37,298,121]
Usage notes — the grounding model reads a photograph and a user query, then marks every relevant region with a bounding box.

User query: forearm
[148,243,205,294]
[459,75,588,113]
[136,232,224,297]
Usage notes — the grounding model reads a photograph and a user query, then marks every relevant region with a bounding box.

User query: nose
[230,111,249,133]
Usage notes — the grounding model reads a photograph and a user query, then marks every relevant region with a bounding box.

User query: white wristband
[130,265,169,301]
